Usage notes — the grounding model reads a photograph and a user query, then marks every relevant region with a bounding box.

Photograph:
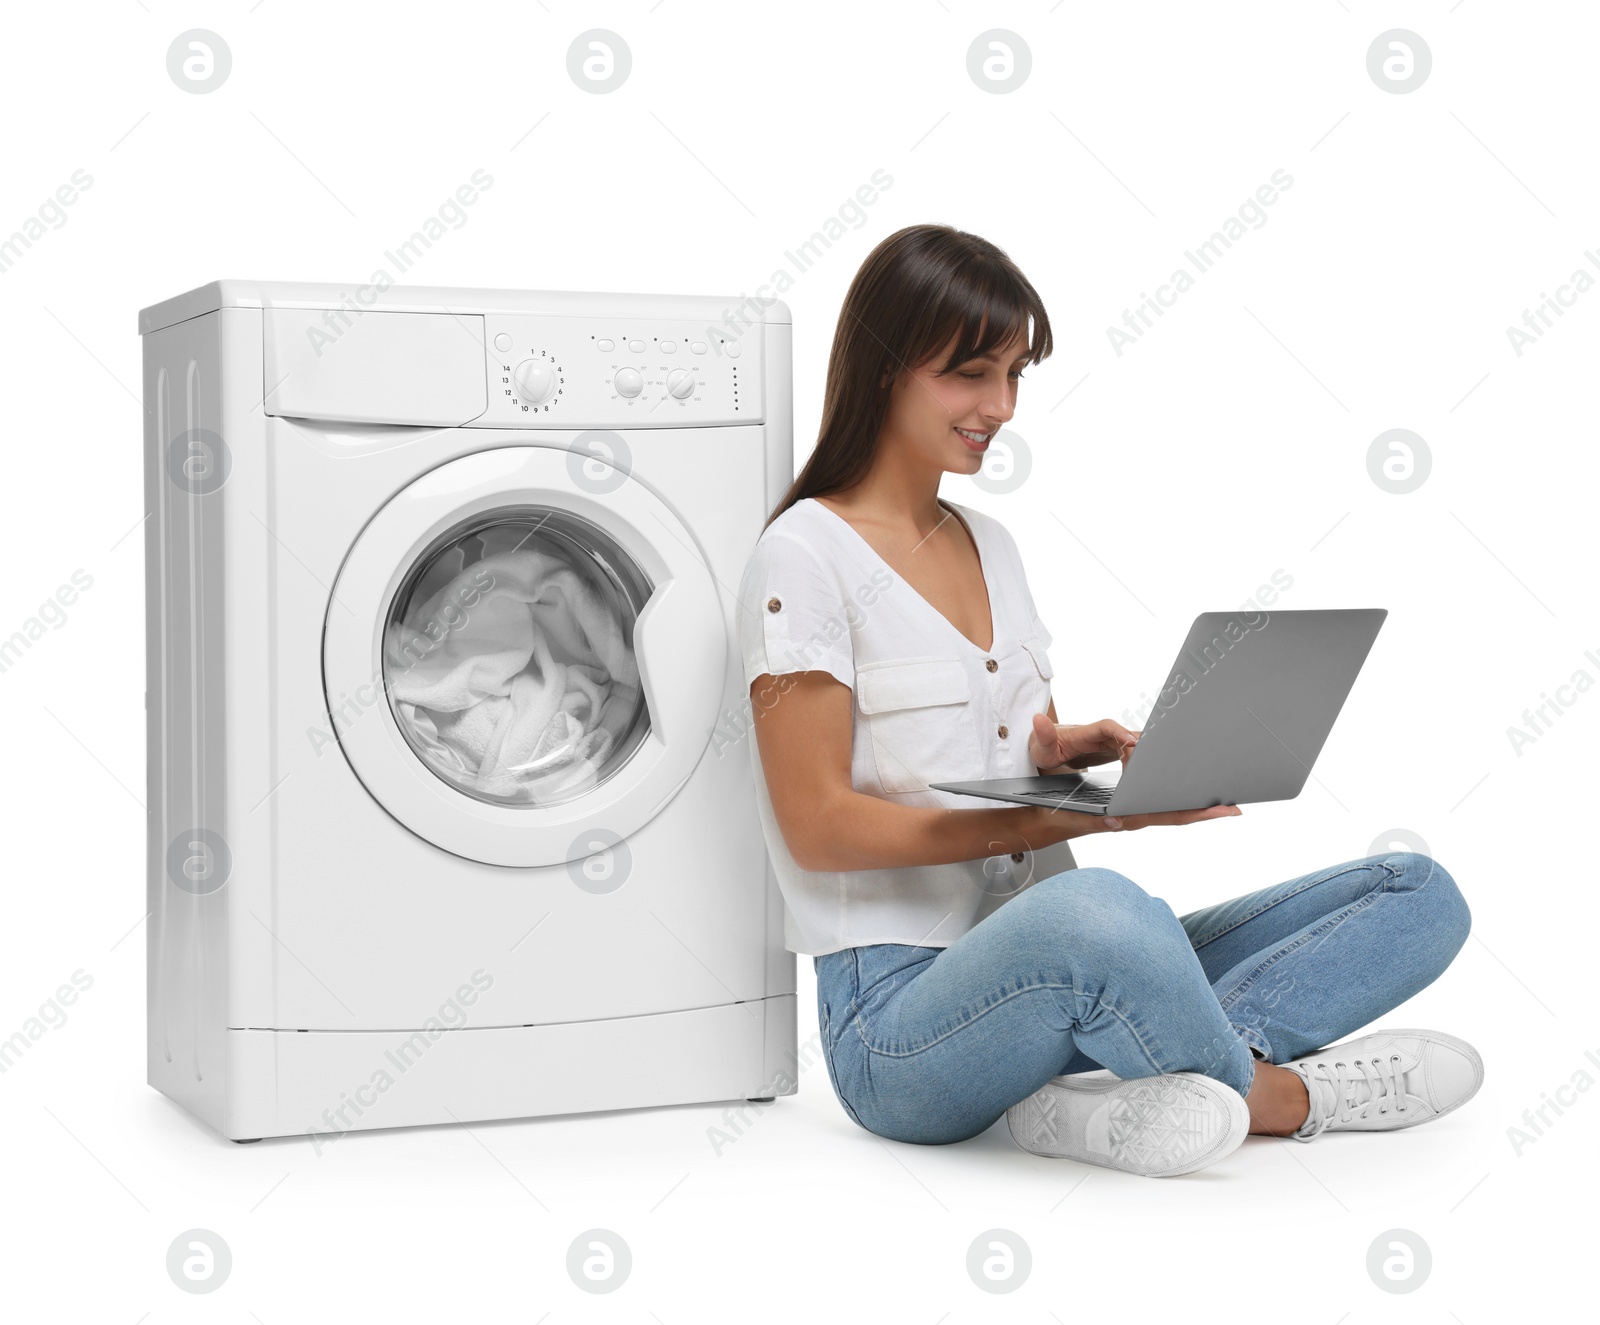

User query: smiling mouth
[955,426,993,449]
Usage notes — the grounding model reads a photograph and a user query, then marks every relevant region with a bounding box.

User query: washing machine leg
[232,1138,264,1144]
[746,1096,776,1104]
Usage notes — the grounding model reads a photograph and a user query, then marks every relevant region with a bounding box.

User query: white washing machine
[139,281,796,1142]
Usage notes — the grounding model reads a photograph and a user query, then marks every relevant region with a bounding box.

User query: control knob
[512,358,558,404]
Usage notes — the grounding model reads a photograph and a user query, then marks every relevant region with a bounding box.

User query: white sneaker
[1006,1069,1250,1177]
[1282,1028,1484,1142]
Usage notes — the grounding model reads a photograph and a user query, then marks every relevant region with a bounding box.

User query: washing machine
[139,281,797,1142]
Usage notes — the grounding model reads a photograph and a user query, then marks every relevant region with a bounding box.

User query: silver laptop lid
[1108,608,1387,815]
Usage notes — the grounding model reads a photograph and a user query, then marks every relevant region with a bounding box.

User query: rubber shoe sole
[1006,1069,1250,1177]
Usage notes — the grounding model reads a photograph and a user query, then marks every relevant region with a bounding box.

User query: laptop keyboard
[1025,782,1117,805]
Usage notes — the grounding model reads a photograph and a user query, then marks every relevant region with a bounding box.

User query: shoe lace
[1299,1054,1407,1138]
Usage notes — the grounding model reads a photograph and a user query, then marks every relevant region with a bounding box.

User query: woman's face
[881,325,1029,474]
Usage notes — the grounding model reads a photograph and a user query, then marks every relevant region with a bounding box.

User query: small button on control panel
[472,316,762,428]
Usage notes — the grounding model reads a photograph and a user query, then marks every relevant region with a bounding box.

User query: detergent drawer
[263,308,488,426]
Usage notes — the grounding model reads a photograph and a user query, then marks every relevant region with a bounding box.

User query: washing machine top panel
[137,280,793,335]
[151,282,782,429]
[258,305,766,428]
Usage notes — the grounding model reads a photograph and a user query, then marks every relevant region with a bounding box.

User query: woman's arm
[751,671,1236,871]
[750,670,1092,872]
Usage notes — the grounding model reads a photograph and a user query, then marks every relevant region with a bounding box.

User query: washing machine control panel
[470,315,763,429]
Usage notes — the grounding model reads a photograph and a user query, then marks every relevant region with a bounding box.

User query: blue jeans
[813,852,1470,1145]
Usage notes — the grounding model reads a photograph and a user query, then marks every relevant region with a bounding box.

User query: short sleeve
[737,531,855,693]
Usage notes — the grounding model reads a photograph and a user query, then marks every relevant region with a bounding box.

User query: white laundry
[383,542,644,802]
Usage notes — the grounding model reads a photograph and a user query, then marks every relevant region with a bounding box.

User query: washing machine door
[323,445,727,867]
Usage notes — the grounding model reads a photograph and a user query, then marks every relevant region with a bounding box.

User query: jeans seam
[1216,890,1382,1012]
[1190,859,1397,950]
[820,1000,866,1128]
[848,977,1167,1072]
[850,948,938,1011]
[1232,1022,1273,1059]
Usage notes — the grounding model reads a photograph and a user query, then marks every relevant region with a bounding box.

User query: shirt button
[1011,852,1025,863]
[985,658,998,672]
[997,724,1008,739]
[766,597,782,612]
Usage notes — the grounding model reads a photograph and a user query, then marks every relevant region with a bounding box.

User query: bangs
[919,260,1052,373]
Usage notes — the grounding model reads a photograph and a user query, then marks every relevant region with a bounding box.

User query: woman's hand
[1029,713,1141,774]
[1023,712,1244,834]
[1022,800,1242,843]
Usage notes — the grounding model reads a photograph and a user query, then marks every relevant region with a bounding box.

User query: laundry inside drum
[381,506,654,807]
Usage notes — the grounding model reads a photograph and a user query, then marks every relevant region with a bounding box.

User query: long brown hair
[765,223,1053,529]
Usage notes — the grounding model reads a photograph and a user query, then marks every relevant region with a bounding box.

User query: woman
[736,223,1480,1177]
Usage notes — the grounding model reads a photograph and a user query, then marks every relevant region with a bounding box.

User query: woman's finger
[1029,712,1065,766]
[1065,749,1121,769]
[1103,805,1242,831]
[1059,719,1137,765]
[1089,718,1139,750]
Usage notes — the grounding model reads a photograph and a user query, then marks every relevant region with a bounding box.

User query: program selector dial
[666,368,696,399]
[512,358,559,404]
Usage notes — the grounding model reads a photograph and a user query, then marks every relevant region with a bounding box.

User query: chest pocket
[1020,635,1053,682]
[856,656,972,794]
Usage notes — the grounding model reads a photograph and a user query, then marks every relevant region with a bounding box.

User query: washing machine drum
[323,446,727,868]
[383,507,654,809]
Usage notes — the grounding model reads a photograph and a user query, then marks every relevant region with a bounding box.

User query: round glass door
[382,506,654,807]
[323,444,728,868]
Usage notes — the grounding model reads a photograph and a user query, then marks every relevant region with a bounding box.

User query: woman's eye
[957,370,983,379]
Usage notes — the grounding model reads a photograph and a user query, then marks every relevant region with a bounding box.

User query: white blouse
[737,495,1080,957]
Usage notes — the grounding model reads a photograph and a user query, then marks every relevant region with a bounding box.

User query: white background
[1,1,1593,1318]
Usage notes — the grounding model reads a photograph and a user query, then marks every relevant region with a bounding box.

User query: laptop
[931,608,1386,816]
